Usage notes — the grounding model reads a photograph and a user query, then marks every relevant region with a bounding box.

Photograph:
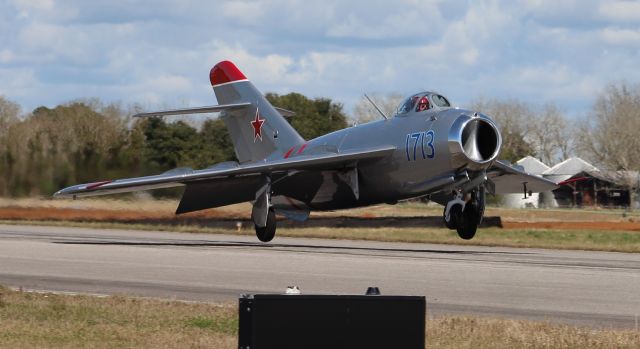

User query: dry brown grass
[0,197,181,213]
[3,197,639,222]
[0,287,638,349]
[2,198,640,252]
[426,316,640,349]
[0,286,237,349]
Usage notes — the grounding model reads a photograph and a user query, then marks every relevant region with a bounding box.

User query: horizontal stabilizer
[133,102,251,118]
[274,107,295,117]
[133,104,294,118]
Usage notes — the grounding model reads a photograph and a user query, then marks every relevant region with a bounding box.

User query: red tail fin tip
[210,60,247,86]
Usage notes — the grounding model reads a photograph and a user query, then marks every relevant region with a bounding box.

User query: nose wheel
[444,202,463,230]
[456,202,479,240]
[443,187,485,240]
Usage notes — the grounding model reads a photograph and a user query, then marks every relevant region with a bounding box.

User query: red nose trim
[210,60,247,86]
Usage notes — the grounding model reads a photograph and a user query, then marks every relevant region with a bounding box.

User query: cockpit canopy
[395,92,451,116]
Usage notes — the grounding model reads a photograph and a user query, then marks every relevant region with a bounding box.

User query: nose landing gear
[443,186,485,240]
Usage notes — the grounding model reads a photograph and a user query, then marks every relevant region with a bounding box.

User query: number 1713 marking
[405,130,435,161]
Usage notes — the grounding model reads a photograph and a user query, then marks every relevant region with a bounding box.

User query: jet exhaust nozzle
[448,113,501,171]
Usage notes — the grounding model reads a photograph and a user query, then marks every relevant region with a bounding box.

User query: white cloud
[144,75,192,92]
[598,1,640,22]
[326,4,444,40]
[222,1,264,25]
[11,0,54,11]
[205,42,294,84]
[20,23,78,52]
[514,63,572,87]
[0,50,14,63]
[10,0,79,22]
[203,42,366,90]
[0,68,41,99]
[1,0,639,118]
[600,28,640,45]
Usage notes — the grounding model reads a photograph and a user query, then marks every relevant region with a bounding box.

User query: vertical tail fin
[210,61,304,163]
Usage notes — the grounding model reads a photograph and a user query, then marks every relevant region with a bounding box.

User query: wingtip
[53,188,72,199]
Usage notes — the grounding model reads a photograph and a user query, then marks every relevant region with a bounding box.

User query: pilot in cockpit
[416,96,430,112]
[396,93,450,116]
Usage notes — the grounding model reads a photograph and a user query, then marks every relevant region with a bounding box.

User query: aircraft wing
[54,145,395,199]
[487,160,558,194]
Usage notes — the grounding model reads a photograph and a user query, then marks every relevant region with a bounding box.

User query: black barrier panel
[239,294,425,349]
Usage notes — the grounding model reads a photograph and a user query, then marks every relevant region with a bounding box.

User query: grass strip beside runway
[276,227,640,253]
[3,219,640,253]
[0,287,638,349]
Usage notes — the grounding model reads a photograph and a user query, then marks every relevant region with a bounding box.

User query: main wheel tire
[255,208,276,242]
[456,203,479,240]
[444,204,462,230]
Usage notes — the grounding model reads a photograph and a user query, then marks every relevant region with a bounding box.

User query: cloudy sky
[1,0,639,118]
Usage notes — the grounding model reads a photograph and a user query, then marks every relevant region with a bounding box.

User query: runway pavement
[0,223,639,328]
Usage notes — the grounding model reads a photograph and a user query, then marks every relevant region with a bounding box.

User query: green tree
[0,96,21,194]
[140,117,200,170]
[0,92,352,197]
[265,92,348,140]
[1,101,128,196]
[0,95,20,130]
[199,118,236,164]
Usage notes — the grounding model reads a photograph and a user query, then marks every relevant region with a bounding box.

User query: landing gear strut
[443,186,485,240]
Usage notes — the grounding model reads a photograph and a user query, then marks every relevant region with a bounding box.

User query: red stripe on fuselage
[86,180,112,190]
[283,147,295,158]
[296,143,307,154]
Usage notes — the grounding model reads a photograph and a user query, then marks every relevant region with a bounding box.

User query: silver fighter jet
[55,60,556,242]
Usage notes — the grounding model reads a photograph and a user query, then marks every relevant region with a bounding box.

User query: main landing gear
[252,177,277,242]
[255,208,277,242]
[443,186,485,240]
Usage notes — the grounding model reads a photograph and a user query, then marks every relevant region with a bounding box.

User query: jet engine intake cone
[461,119,499,162]
[448,114,501,171]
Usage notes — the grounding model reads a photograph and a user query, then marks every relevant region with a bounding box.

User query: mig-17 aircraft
[55,60,556,242]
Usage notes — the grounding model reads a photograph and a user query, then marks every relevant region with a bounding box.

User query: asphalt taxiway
[0,224,638,328]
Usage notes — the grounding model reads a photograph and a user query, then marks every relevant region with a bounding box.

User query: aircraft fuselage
[272,106,501,211]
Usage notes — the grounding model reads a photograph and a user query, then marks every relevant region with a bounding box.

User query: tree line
[0,93,348,197]
[0,82,638,197]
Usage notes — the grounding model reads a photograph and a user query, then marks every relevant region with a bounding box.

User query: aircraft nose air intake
[448,114,501,171]
[462,119,499,161]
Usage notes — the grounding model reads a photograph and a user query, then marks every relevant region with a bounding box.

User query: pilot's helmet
[417,96,429,111]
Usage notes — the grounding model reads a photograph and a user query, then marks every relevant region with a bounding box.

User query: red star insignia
[251,108,265,142]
